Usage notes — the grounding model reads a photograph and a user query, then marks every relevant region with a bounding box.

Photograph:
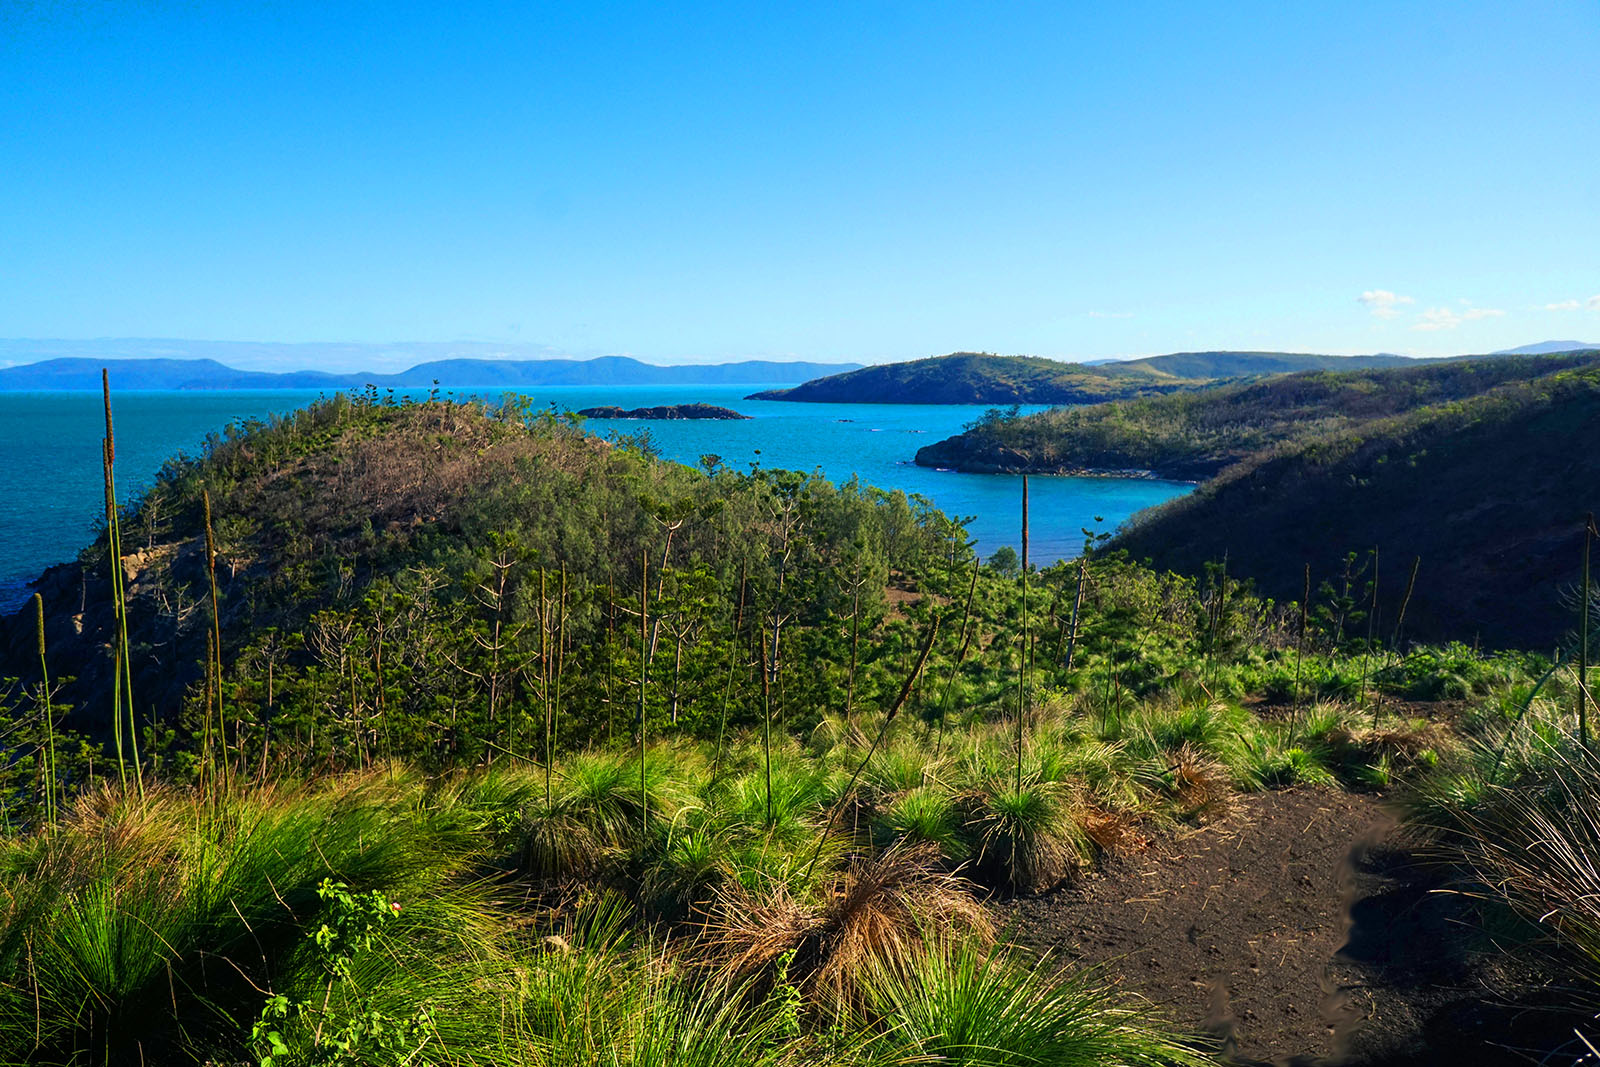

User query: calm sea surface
[0,385,1190,612]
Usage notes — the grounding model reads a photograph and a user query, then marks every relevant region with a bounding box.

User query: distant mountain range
[5,338,1596,397]
[1492,340,1600,355]
[0,347,862,391]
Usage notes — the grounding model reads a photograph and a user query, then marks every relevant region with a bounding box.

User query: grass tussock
[707,842,992,1009]
[857,934,1209,1067]
[0,769,513,1066]
[1415,745,1600,994]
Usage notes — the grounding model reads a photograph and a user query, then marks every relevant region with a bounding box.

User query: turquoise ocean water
[0,385,1190,612]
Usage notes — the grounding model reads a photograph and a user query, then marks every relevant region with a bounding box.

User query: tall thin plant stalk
[1016,476,1029,794]
[712,561,746,781]
[934,557,981,756]
[34,594,57,825]
[554,563,567,753]
[1391,556,1420,650]
[1207,554,1229,690]
[605,575,616,743]
[537,566,552,803]
[760,624,773,825]
[101,370,142,796]
[1291,564,1309,735]
[203,489,226,784]
[1580,514,1596,747]
[638,550,649,835]
[203,630,216,776]
[1064,554,1088,673]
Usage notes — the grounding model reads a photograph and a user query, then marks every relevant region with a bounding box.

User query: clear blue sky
[3,1,1597,365]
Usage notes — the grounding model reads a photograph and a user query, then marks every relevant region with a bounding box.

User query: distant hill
[1109,359,1600,649]
[914,351,1600,478]
[747,350,1403,405]
[0,354,860,391]
[1492,340,1600,356]
[1113,350,1413,378]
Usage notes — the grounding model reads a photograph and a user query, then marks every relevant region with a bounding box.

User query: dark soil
[994,787,1596,1066]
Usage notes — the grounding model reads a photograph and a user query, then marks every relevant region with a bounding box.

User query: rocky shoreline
[913,434,1191,479]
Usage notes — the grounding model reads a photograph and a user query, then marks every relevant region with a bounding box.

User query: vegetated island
[576,403,750,420]
[747,349,1415,404]
[2,388,1598,1065]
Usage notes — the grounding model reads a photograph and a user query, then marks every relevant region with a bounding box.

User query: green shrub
[858,935,1208,1067]
[0,772,510,1066]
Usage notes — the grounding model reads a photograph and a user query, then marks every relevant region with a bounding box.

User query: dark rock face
[576,404,750,420]
[0,545,213,739]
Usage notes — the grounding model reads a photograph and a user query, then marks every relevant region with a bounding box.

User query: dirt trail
[994,786,1589,1066]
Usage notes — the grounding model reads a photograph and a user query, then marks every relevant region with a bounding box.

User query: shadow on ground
[993,787,1598,1066]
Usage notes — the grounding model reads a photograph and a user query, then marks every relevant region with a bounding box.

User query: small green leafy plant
[251,879,436,1067]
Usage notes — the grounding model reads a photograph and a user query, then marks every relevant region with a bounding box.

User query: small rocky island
[576,403,750,420]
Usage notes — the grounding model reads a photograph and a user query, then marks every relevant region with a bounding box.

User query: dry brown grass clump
[704,842,991,1007]
[1171,742,1232,823]
[1362,719,1450,760]
[1077,804,1151,853]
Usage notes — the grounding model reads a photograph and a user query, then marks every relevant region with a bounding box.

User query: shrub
[967,781,1090,893]
[859,935,1208,1067]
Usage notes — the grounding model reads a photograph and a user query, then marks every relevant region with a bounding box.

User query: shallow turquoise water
[0,385,1190,611]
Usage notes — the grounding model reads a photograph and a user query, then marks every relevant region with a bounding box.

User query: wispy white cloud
[1087,310,1133,319]
[1412,304,1506,331]
[1358,289,1414,319]
[1540,296,1600,311]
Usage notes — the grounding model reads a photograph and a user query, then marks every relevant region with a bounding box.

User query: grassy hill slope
[1116,350,1412,377]
[916,352,1600,478]
[1112,361,1600,649]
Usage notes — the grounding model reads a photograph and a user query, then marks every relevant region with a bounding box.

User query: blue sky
[2,1,1597,366]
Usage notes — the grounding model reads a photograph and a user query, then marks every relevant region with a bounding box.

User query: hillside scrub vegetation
[1,389,1598,1063]
[914,350,1600,478]
[1112,358,1600,649]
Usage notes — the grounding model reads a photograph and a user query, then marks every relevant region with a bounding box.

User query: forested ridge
[915,349,1600,477]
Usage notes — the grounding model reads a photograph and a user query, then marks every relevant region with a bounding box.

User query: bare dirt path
[993,786,1591,1066]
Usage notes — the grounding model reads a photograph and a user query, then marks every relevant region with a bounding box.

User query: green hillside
[916,351,1600,478]
[1117,350,1411,377]
[747,350,1406,405]
[1112,361,1600,648]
